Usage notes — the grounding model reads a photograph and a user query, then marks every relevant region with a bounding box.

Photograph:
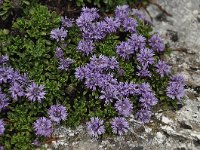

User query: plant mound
[0,4,185,149]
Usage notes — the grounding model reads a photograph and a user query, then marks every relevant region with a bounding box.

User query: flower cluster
[0,55,46,105]
[149,34,165,52]
[87,116,129,137]
[86,117,105,138]
[33,117,53,137]
[77,40,95,55]
[54,46,74,71]
[50,19,74,71]
[155,60,171,77]
[33,104,67,137]
[47,104,67,123]
[61,16,74,28]
[115,5,130,21]
[115,98,133,117]
[111,117,129,135]
[75,55,119,91]
[167,75,185,100]
[50,27,67,42]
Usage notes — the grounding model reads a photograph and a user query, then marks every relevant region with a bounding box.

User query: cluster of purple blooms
[155,60,171,77]
[0,55,46,106]
[0,55,46,146]
[33,104,67,137]
[51,18,74,70]
[50,16,74,71]
[50,27,67,42]
[50,15,73,42]
[0,54,47,142]
[135,83,158,123]
[73,5,151,55]
[86,117,129,137]
[76,54,160,136]
[49,5,185,137]
[149,34,165,52]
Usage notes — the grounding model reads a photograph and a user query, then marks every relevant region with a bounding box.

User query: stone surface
[46,0,200,149]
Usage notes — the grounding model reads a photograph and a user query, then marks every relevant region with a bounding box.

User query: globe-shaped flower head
[86,117,105,138]
[26,82,46,102]
[110,117,129,135]
[48,104,67,123]
[33,117,53,137]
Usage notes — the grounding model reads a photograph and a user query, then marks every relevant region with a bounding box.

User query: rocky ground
[44,0,200,149]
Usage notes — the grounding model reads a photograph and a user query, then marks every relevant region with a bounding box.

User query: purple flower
[50,27,67,42]
[115,5,130,20]
[61,16,73,28]
[9,82,25,101]
[33,117,53,137]
[77,40,94,55]
[110,117,129,135]
[82,7,99,20]
[55,47,64,59]
[90,55,119,71]
[135,109,152,123]
[115,98,133,117]
[129,82,140,95]
[123,18,138,33]
[149,34,165,52]
[0,119,5,135]
[86,117,105,138]
[97,73,118,89]
[155,60,171,77]
[26,82,46,102]
[170,74,184,83]
[76,7,99,29]
[47,104,67,123]
[94,21,108,40]
[137,65,151,77]
[75,66,88,81]
[58,58,73,71]
[0,93,9,111]
[104,17,121,33]
[138,82,152,95]
[84,72,102,91]
[137,48,155,67]
[116,41,134,60]
[128,33,146,51]
[100,90,114,103]
[115,82,131,98]
[84,21,107,40]
[139,92,158,109]
[9,69,29,85]
[0,66,14,84]
[167,75,185,100]
[0,55,9,64]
